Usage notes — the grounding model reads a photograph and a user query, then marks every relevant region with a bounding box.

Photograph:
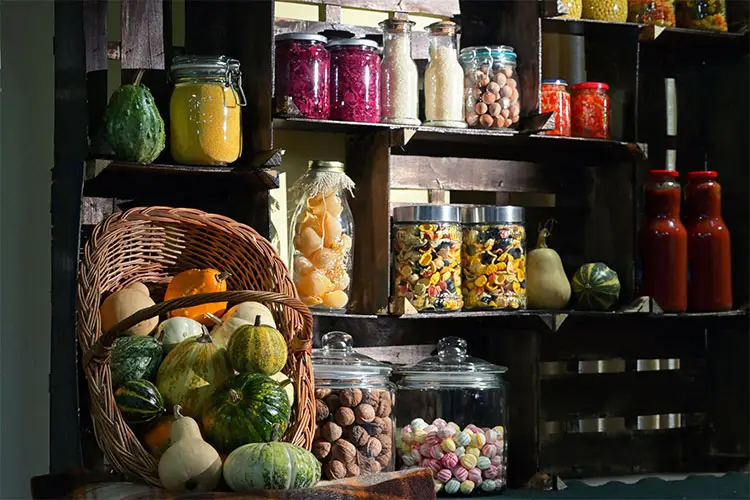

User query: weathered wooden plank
[540,427,709,477]
[357,344,436,366]
[82,0,107,72]
[121,0,165,69]
[389,156,562,193]
[287,0,460,17]
[540,369,706,421]
[321,3,342,23]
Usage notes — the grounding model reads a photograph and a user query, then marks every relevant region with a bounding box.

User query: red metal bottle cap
[571,82,610,91]
[648,169,679,178]
[687,170,718,179]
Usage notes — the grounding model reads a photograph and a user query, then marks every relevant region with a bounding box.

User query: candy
[482,479,497,492]
[452,466,469,482]
[481,444,497,458]
[477,456,491,470]
[419,444,432,457]
[455,446,466,457]
[441,452,459,469]
[432,418,448,429]
[444,479,461,495]
[427,458,444,474]
[460,480,475,494]
[491,455,503,467]
[425,432,441,446]
[460,453,478,469]
[483,465,499,479]
[410,448,422,463]
[465,424,482,434]
[401,454,415,467]
[440,437,457,453]
[471,432,487,448]
[436,469,453,483]
[434,480,444,493]
[438,427,456,440]
[467,447,481,458]
[447,422,461,434]
[411,418,427,430]
[485,429,498,443]
[425,425,438,435]
[430,444,445,460]
[455,432,471,447]
[493,426,505,438]
[401,429,414,445]
[413,429,427,443]
[468,467,483,485]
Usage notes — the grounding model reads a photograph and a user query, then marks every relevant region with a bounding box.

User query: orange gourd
[142,415,176,459]
[165,268,231,325]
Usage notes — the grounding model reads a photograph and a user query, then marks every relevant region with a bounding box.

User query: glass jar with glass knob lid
[312,331,397,480]
[395,336,508,495]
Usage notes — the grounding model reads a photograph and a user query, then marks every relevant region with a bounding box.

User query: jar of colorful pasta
[291,160,355,311]
[392,206,463,312]
[571,82,610,139]
[461,206,526,311]
[329,38,381,123]
[628,0,676,26]
[541,79,571,136]
[275,33,330,119]
[676,0,727,31]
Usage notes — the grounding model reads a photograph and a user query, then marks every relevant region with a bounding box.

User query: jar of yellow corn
[582,0,628,21]
[169,55,245,165]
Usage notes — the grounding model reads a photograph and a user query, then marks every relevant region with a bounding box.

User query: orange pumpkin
[165,268,230,325]
[142,415,176,459]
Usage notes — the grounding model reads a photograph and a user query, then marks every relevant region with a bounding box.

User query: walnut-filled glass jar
[312,331,396,480]
[395,337,508,496]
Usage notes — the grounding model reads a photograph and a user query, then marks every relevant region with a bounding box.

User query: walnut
[350,425,370,446]
[335,406,355,427]
[332,439,357,464]
[376,449,392,468]
[324,394,341,414]
[339,388,362,407]
[376,433,392,451]
[363,436,382,458]
[361,389,380,407]
[313,440,331,459]
[315,388,332,399]
[362,420,383,437]
[321,422,342,442]
[381,417,392,435]
[315,399,330,422]
[346,462,360,478]
[357,454,382,474]
[325,460,347,480]
[355,404,375,423]
[375,395,391,418]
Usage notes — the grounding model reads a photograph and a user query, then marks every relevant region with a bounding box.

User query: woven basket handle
[83,290,312,368]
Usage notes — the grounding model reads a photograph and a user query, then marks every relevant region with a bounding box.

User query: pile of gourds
[100,268,320,493]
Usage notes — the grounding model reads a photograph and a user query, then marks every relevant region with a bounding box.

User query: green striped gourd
[114,379,165,424]
[571,262,621,310]
[227,316,287,375]
[110,336,163,388]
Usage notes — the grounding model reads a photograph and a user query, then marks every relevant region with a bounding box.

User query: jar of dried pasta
[461,206,526,311]
[170,55,245,165]
[392,206,463,312]
[291,160,355,311]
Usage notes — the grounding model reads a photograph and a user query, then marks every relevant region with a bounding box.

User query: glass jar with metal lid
[329,38,381,123]
[461,206,526,310]
[392,205,463,313]
[275,33,330,119]
[312,331,396,479]
[170,55,245,165]
[395,336,508,495]
[290,160,355,311]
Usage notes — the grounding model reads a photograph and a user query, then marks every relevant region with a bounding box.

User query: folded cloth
[33,469,436,500]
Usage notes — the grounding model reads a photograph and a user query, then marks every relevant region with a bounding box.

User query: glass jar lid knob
[438,336,468,361]
[321,331,354,352]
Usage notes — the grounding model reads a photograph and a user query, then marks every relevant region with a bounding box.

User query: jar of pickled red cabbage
[291,160,355,311]
[329,39,381,123]
[275,33,330,119]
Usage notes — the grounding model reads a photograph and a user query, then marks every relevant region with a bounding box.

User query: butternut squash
[100,282,157,336]
[526,225,571,309]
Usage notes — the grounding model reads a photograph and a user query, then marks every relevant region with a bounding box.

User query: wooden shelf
[83,159,279,198]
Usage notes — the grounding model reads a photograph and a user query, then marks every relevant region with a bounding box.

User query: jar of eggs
[460,46,520,129]
[395,336,508,495]
[290,160,354,311]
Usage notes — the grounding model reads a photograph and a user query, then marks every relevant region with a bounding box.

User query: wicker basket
[77,207,315,487]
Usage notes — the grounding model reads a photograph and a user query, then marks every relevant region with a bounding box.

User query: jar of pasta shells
[312,331,396,480]
[461,206,526,311]
[291,160,354,311]
[392,206,463,313]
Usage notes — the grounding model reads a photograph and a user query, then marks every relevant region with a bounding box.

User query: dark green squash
[202,373,291,453]
[571,262,621,310]
[110,336,163,388]
[104,71,165,164]
[114,379,165,425]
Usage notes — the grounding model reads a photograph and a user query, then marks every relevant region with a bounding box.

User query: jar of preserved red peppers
[676,0,728,31]
[329,38,381,123]
[571,82,610,139]
[684,171,732,311]
[275,33,330,119]
[541,79,571,136]
[640,170,687,312]
[628,0,676,26]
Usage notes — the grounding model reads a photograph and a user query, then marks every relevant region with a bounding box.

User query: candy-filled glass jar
[395,337,508,495]
[329,38,381,123]
[312,331,396,480]
[392,206,463,312]
[290,160,354,311]
[274,33,330,119]
[461,206,527,311]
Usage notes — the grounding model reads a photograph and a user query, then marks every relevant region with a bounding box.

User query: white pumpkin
[155,317,204,353]
[210,301,276,347]
[271,372,295,407]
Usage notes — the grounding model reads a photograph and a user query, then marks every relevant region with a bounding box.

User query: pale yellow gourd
[100,282,157,336]
[526,227,571,309]
[209,301,276,347]
[158,405,222,492]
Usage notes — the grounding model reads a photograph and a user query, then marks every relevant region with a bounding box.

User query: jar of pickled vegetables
[291,160,354,311]
[628,0,676,25]
[392,206,463,312]
[395,336,508,495]
[329,39,381,123]
[275,33,330,119]
[558,0,583,18]
[461,206,526,311]
[571,82,610,139]
[541,79,571,136]
[676,0,727,31]
[582,0,628,21]
[170,55,245,165]
[460,46,520,129]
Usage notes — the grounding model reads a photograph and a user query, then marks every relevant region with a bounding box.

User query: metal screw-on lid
[275,33,328,43]
[393,205,461,223]
[461,205,525,224]
[327,38,380,49]
[309,160,345,172]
